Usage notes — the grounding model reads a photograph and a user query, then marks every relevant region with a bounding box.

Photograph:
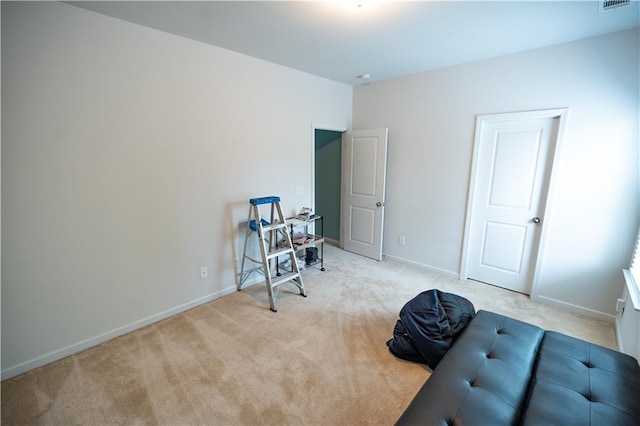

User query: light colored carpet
[1,244,616,425]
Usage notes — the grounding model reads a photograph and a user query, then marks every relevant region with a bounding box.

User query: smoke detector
[356,74,372,86]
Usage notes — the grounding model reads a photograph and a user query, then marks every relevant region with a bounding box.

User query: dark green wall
[315,130,342,241]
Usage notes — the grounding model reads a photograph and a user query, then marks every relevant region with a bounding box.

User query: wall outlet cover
[200,266,208,279]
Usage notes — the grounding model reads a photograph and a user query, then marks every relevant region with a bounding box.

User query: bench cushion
[396,310,544,425]
[521,331,640,426]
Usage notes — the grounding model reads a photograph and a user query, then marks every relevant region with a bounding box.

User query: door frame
[459,108,569,298]
[311,123,347,245]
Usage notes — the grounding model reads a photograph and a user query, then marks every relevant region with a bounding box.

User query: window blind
[630,225,640,287]
[623,224,640,310]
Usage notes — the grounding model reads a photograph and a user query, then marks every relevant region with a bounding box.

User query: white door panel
[481,222,527,274]
[464,110,566,294]
[488,129,542,209]
[352,137,378,196]
[349,206,375,245]
[342,128,388,261]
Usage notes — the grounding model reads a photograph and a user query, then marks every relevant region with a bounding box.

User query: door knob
[376,202,382,207]
[532,217,541,224]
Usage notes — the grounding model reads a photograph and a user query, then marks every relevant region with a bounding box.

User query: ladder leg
[276,202,306,297]
[263,256,278,312]
[238,205,255,290]
[256,205,278,312]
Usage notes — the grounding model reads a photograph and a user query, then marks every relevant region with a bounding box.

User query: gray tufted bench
[396,310,640,425]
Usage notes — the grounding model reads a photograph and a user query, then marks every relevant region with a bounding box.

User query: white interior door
[463,110,566,294]
[341,128,388,261]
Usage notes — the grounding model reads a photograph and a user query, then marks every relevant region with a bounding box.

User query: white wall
[1,2,352,378]
[353,29,640,319]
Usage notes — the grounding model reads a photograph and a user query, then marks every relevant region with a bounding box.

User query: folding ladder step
[261,222,287,232]
[266,246,295,260]
[270,271,301,288]
[249,219,287,232]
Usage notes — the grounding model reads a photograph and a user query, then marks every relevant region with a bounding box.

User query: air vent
[599,0,631,13]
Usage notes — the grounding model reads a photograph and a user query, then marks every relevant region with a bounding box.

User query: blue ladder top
[249,196,281,206]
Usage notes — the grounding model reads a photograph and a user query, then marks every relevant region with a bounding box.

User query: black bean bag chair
[387,289,475,369]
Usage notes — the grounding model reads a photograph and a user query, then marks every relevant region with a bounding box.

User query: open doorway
[314,129,343,245]
[313,126,390,259]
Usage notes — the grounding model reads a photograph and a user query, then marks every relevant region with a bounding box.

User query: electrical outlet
[398,235,406,246]
[200,266,208,279]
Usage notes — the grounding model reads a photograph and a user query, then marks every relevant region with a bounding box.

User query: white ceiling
[69,1,640,86]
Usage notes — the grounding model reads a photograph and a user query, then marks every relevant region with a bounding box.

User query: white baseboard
[323,237,340,247]
[382,254,617,326]
[1,286,237,381]
[532,294,616,323]
[382,253,459,279]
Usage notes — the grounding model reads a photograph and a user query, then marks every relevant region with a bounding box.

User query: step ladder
[238,196,306,312]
